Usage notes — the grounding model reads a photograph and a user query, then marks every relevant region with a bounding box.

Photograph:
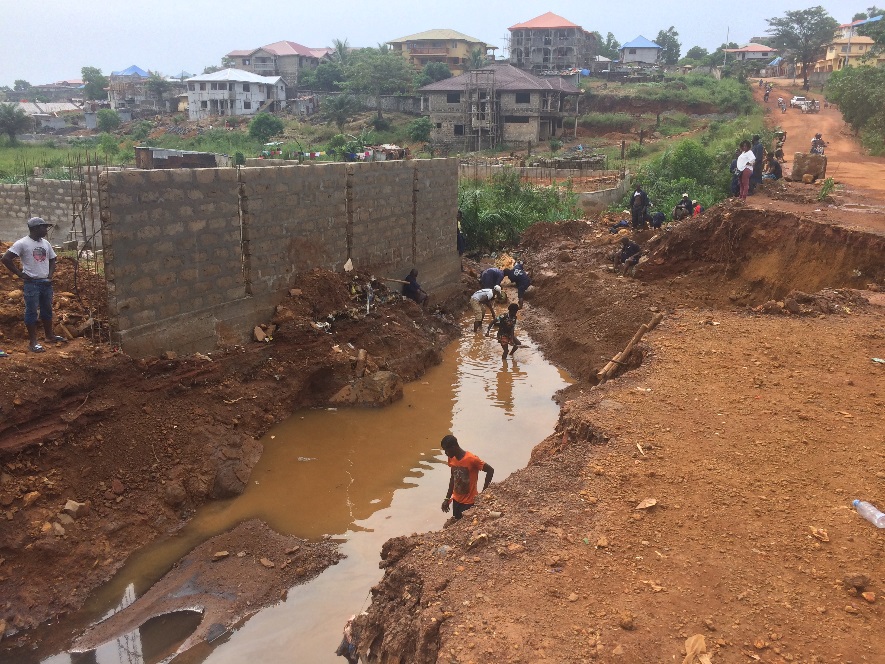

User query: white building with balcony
[185,69,286,120]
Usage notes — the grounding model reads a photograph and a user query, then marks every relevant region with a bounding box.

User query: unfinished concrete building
[509,12,597,74]
[419,63,579,151]
[225,41,329,87]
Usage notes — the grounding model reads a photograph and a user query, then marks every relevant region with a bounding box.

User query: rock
[253,326,267,342]
[802,173,815,184]
[212,551,230,562]
[567,592,579,602]
[289,288,302,297]
[596,536,608,548]
[792,152,828,181]
[635,498,657,510]
[619,612,635,630]
[285,545,301,555]
[612,644,625,655]
[259,557,275,568]
[843,573,870,591]
[58,513,74,526]
[759,300,784,314]
[507,543,525,553]
[111,479,125,495]
[272,305,296,325]
[22,491,40,507]
[0,618,5,641]
[467,533,489,550]
[52,522,66,537]
[862,592,876,603]
[163,350,178,361]
[783,298,802,314]
[331,371,403,407]
[844,605,859,614]
[163,481,188,507]
[63,499,89,518]
[266,324,277,338]
[703,618,716,631]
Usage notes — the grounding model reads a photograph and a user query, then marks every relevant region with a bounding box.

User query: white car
[790,96,807,108]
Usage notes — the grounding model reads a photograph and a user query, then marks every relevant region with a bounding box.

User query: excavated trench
[19,316,571,664]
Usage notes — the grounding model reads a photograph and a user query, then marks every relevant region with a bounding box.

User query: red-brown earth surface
[2,82,885,663]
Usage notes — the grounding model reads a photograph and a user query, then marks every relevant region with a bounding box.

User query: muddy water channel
[41,321,571,664]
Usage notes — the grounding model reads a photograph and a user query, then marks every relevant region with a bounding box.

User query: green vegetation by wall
[826,66,885,156]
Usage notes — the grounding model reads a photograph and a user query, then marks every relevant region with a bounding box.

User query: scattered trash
[467,533,489,550]
[343,258,354,273]
[297,457,316,462]
[212,551,229,562]
[872,358,885,365]
[681,633,713,664]
[853,499,885,527]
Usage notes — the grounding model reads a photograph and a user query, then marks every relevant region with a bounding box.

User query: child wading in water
[487,303,522,359]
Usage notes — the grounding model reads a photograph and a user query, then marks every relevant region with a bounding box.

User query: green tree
[859,6,885,53]
[300,60,346,91]
[0,102,31,142]
[827,65,885,134]
[766,7,838,88]
[406,116,433,143]
[423,62,452,82]
[655,27,681,65]
[96,108,121,132]
[146,72,172,108]
[320,94,362,130]
[98,133,119,159]
[591,32,621,59]
[203,65,222,74]
[701,42,739,66]
[684,46,708,61]
[248,113,285,141]
[13,80,31,92]
[332,38,352,66]
[346,49,414,120]
[81,66,109,101]
[464,47,487,71]
[221,56,235,68]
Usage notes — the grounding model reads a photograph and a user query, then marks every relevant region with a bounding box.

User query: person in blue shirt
[503,262,532,307]
[479,267,505,289]
[402,268,428,308]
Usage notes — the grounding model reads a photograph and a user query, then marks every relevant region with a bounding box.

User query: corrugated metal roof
[724,43,778,53]
[621,36,661,50]
[419,63,579,93]
[185,69,283,84]
[111,65,150,78]
[509,12,580,30]
[226,41,323,59]
[14,102,81,115]
[388,29,485,43]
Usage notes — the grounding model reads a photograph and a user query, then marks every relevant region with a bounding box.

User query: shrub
[248,113,285,142]
[96,109,120,132]
[578,112,634,133]
[406,116,432,143]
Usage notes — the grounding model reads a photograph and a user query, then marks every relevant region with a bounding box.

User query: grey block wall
[100,159,460,358]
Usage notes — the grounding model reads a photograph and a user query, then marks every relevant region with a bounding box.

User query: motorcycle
[810,138,827,155]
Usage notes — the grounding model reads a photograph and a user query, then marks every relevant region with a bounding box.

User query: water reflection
[30,319,570,664]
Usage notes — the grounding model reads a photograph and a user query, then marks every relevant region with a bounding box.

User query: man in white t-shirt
[1,217,67,353]
[469,285,502,332]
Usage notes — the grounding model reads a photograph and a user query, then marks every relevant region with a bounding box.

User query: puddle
[29,318,571,664]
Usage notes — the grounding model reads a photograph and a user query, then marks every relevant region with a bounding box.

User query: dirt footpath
[354,116,885,661]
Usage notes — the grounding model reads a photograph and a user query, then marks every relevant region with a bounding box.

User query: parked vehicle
[800,100,821,113]
[790,96,807,108]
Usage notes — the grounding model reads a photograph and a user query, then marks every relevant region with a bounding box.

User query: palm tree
[320,94,362,130]
[332,38,351,67]
[465,47,487,71]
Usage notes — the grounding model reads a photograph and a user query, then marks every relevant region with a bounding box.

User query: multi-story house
[814,36,885,72]
[387,29,494,76]
[224,41,328,87]
[618,37,662,65]
[419,63,579,150]
[185,69,286,120]
[508,12,597,73]
[108,65,151,110]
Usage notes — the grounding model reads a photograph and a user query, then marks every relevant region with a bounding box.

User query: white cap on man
[493,285,502,294]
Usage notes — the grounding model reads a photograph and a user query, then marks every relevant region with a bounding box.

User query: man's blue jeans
[23,279,53,325]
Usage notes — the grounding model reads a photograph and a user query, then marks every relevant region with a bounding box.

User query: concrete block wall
[101,159,460,357]
[100,168,244,347]
[0,177,102,245]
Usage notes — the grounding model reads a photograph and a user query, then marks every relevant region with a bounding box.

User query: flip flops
[29,344,45,353]
[48,335,68,344]
[0,351,7,358]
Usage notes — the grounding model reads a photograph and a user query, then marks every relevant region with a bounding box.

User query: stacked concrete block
[240,164,349,296]
[101,167,243,335]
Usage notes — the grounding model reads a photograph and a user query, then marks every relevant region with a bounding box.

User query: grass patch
[578,112,634,133]
[458,169,580,252]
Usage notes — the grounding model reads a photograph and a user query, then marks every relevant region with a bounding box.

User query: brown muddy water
[33,319,571,664]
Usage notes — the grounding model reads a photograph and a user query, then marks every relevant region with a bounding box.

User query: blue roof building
[619,36,662,64]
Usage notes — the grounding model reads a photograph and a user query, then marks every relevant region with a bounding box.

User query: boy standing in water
[487,303,522,359]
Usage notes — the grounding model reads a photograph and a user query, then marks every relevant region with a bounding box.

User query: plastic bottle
[852,499,885,528]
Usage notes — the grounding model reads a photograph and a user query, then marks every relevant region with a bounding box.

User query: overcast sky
[1,0,860,86]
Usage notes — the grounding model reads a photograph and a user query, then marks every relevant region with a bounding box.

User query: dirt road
[761,80,885,215]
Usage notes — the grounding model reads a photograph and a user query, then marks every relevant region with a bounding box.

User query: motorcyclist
[810,133,827,155]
